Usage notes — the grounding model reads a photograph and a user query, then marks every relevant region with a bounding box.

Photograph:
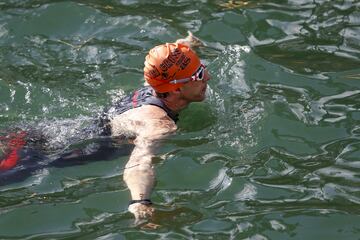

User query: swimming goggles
[169,64,206,84]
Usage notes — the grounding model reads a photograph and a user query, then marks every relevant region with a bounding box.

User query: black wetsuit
[99,86,178,135]
[0,86,178,185]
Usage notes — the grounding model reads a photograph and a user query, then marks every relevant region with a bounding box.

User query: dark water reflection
[0,0,360,239]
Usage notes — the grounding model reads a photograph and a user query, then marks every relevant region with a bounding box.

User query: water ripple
[208,167,232,194]
[247,0,360,73]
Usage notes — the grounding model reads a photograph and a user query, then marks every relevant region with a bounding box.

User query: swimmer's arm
[122,117,177,219]
[123,137,157,201]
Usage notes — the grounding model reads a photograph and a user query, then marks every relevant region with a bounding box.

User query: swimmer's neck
[156,93,191,113]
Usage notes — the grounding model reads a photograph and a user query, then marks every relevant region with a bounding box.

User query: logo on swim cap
[144,43,201,93]
[159,48,182,72]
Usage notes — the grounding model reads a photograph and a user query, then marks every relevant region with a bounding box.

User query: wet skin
[178,69,211,102]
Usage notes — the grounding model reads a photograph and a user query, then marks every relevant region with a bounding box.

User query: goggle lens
[193,64,206,81]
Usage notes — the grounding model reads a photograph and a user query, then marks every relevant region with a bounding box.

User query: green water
[1,0,360,239]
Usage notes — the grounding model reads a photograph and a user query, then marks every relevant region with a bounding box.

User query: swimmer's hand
[128,203,154,222]
[176,31,204,48]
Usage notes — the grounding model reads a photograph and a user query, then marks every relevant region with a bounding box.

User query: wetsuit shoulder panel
[99,87,178,135]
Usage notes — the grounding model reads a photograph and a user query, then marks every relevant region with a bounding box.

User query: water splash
[207,45,264,154]
[208,167,232,194]
[235,183,257,201]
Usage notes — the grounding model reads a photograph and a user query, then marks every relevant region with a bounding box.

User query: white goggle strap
[169,65,205,84]
[169,78,193,84]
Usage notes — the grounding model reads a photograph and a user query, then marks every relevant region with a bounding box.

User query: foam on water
[207,45,265,155]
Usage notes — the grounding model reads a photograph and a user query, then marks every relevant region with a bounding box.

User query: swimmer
[0,32,211,221]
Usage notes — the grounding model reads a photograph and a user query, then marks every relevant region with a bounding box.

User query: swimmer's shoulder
[110,105,177,138]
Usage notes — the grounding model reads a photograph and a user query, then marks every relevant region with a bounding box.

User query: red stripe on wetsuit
[132,90,139,108]
[0,131,27,171]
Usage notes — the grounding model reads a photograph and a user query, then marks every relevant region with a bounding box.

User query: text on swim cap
[159,48,191,72]
[146,66,160,79]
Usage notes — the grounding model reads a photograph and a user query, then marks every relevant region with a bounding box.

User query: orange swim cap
[144,43,201,93]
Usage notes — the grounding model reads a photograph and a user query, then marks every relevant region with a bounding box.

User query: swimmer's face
[179,68,211,102]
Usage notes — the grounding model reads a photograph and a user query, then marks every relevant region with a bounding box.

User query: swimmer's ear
[168,88,182,98]
[174,88,183,95]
